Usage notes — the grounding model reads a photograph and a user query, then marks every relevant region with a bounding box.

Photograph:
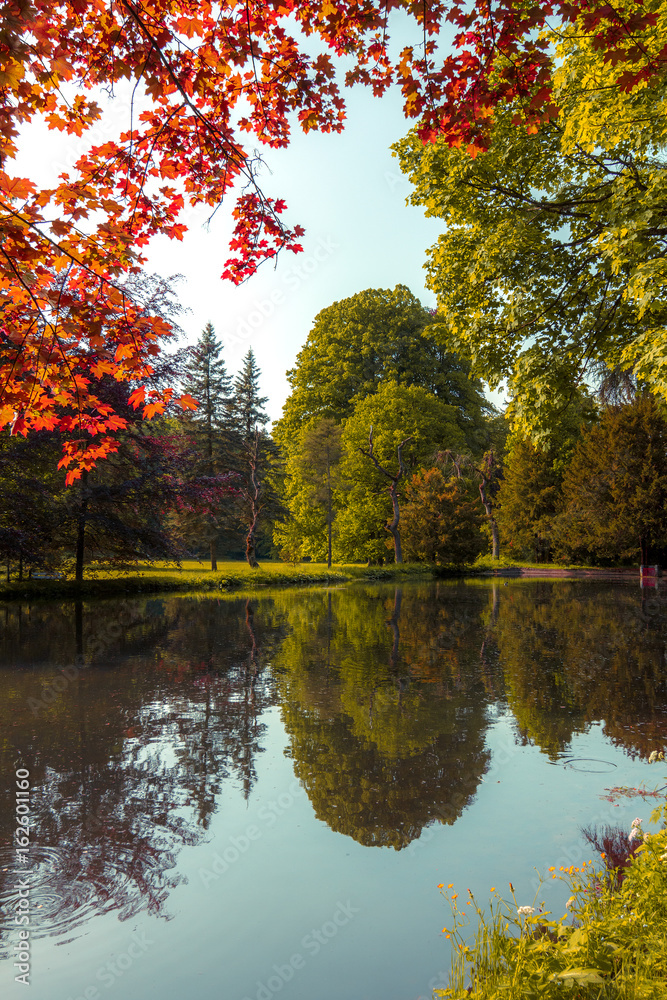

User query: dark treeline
[0,309,281,580]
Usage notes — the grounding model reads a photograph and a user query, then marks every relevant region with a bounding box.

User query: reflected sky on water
[1,580,666,999]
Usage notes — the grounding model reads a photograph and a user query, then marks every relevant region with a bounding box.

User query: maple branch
[244,0,272,137]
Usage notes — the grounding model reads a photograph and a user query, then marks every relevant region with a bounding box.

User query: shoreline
[0,562,650,602]
[0,564,434,602]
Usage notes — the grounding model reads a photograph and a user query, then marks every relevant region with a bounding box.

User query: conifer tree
[182,323,235,569]
[183,323,234,475]
[231,349,270,439]
[229,350,281,567]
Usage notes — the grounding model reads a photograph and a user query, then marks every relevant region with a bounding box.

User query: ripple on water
[0,842,157,948]
[549,757,619,773]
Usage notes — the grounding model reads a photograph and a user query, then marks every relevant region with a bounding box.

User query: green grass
[0,559,435,601]
[471,554,629,572]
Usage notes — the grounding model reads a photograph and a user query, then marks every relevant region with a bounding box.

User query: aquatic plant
[435,802,667,998]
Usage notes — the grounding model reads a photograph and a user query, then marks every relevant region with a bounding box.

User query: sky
[14,15,505,425]
[142,84,450,423]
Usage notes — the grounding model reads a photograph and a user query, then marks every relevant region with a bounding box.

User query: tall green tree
[394,20,667,443]
[183,323,234,474]
[275,286,492,454]
[295,419,343,568]
[558,396,667,565]
[336,382,466,563]
[228,350,281,567]
[231,348,270,439]
[496,438,565,563]
[182,323,235,569]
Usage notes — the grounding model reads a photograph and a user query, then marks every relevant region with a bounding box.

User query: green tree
[336,382,466,563]
[275,285,492,454]
[231,348,269,439]
[495,392,595,562]
[182,323,235,569]
[558,396,667,565]
[496,438,564,563]
[0,431,68,579]
[228,350,281,567]
[393,21,667,442]
[277,419,343,568]
[402,468,485,565]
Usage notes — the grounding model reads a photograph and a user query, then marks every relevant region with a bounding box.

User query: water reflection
[0,580,666,949]
[0,596,282,949]
[276,585,496,847]
[495,583,667,758]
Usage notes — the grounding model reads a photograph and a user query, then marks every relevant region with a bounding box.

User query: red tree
[0,0,661,478]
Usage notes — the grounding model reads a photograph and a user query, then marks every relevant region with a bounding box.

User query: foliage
[496,438,564,563]
[274,418,343,565]
[2,0,661,474]
[394,4,667,440]
[230,349,270,440]
[182,323,234,464]
[0,429,68,574]
[335,382,466,562]
[436,804,667,998]
[402,467,485,565]
[180,323,236,568]
[558,396,667,564]
[275,286,492,454]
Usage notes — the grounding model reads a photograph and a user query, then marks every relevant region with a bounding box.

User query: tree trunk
[326,484,333,571]
[478,479,499,560]
[210,538,218,572]
[245,514,259,569]
[244,431,262,569]
[75,472,89,585]
[388,482,403,564]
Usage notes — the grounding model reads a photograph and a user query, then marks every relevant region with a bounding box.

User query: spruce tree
[182,323,234,569]
[229,350,282,567]
[183,323,234,475]
[231,348,269,439]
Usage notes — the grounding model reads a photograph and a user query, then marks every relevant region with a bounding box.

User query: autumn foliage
[0,0,662,480]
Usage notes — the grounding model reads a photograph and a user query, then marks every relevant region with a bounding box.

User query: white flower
[648,750,665,763]
[628,827,642,842]
[566,896,575,908]
[517,906,535,916]
[631,817,643,828]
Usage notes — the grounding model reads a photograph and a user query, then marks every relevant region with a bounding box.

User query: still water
[1,580,666,1000]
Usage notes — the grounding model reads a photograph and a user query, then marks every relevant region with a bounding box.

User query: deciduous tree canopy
[394,2,667,438]
[3,0,658,476]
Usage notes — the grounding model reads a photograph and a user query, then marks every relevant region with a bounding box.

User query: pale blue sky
[15,15,505,423]
[143,82,449,422]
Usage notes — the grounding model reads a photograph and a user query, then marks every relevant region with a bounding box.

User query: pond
[1,580,667,1000]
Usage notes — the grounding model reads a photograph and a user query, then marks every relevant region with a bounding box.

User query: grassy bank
[0,559,435,601]
[437,803,667,998]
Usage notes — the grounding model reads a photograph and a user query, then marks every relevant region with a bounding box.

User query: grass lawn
[0,559,435,600]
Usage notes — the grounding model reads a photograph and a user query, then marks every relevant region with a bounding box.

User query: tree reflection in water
[0,580,666,950]
[493,582,667,759]
[0,596,283,950]
[274,584,498,848]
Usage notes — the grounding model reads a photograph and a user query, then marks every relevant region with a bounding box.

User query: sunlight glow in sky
[15,12,506,422]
